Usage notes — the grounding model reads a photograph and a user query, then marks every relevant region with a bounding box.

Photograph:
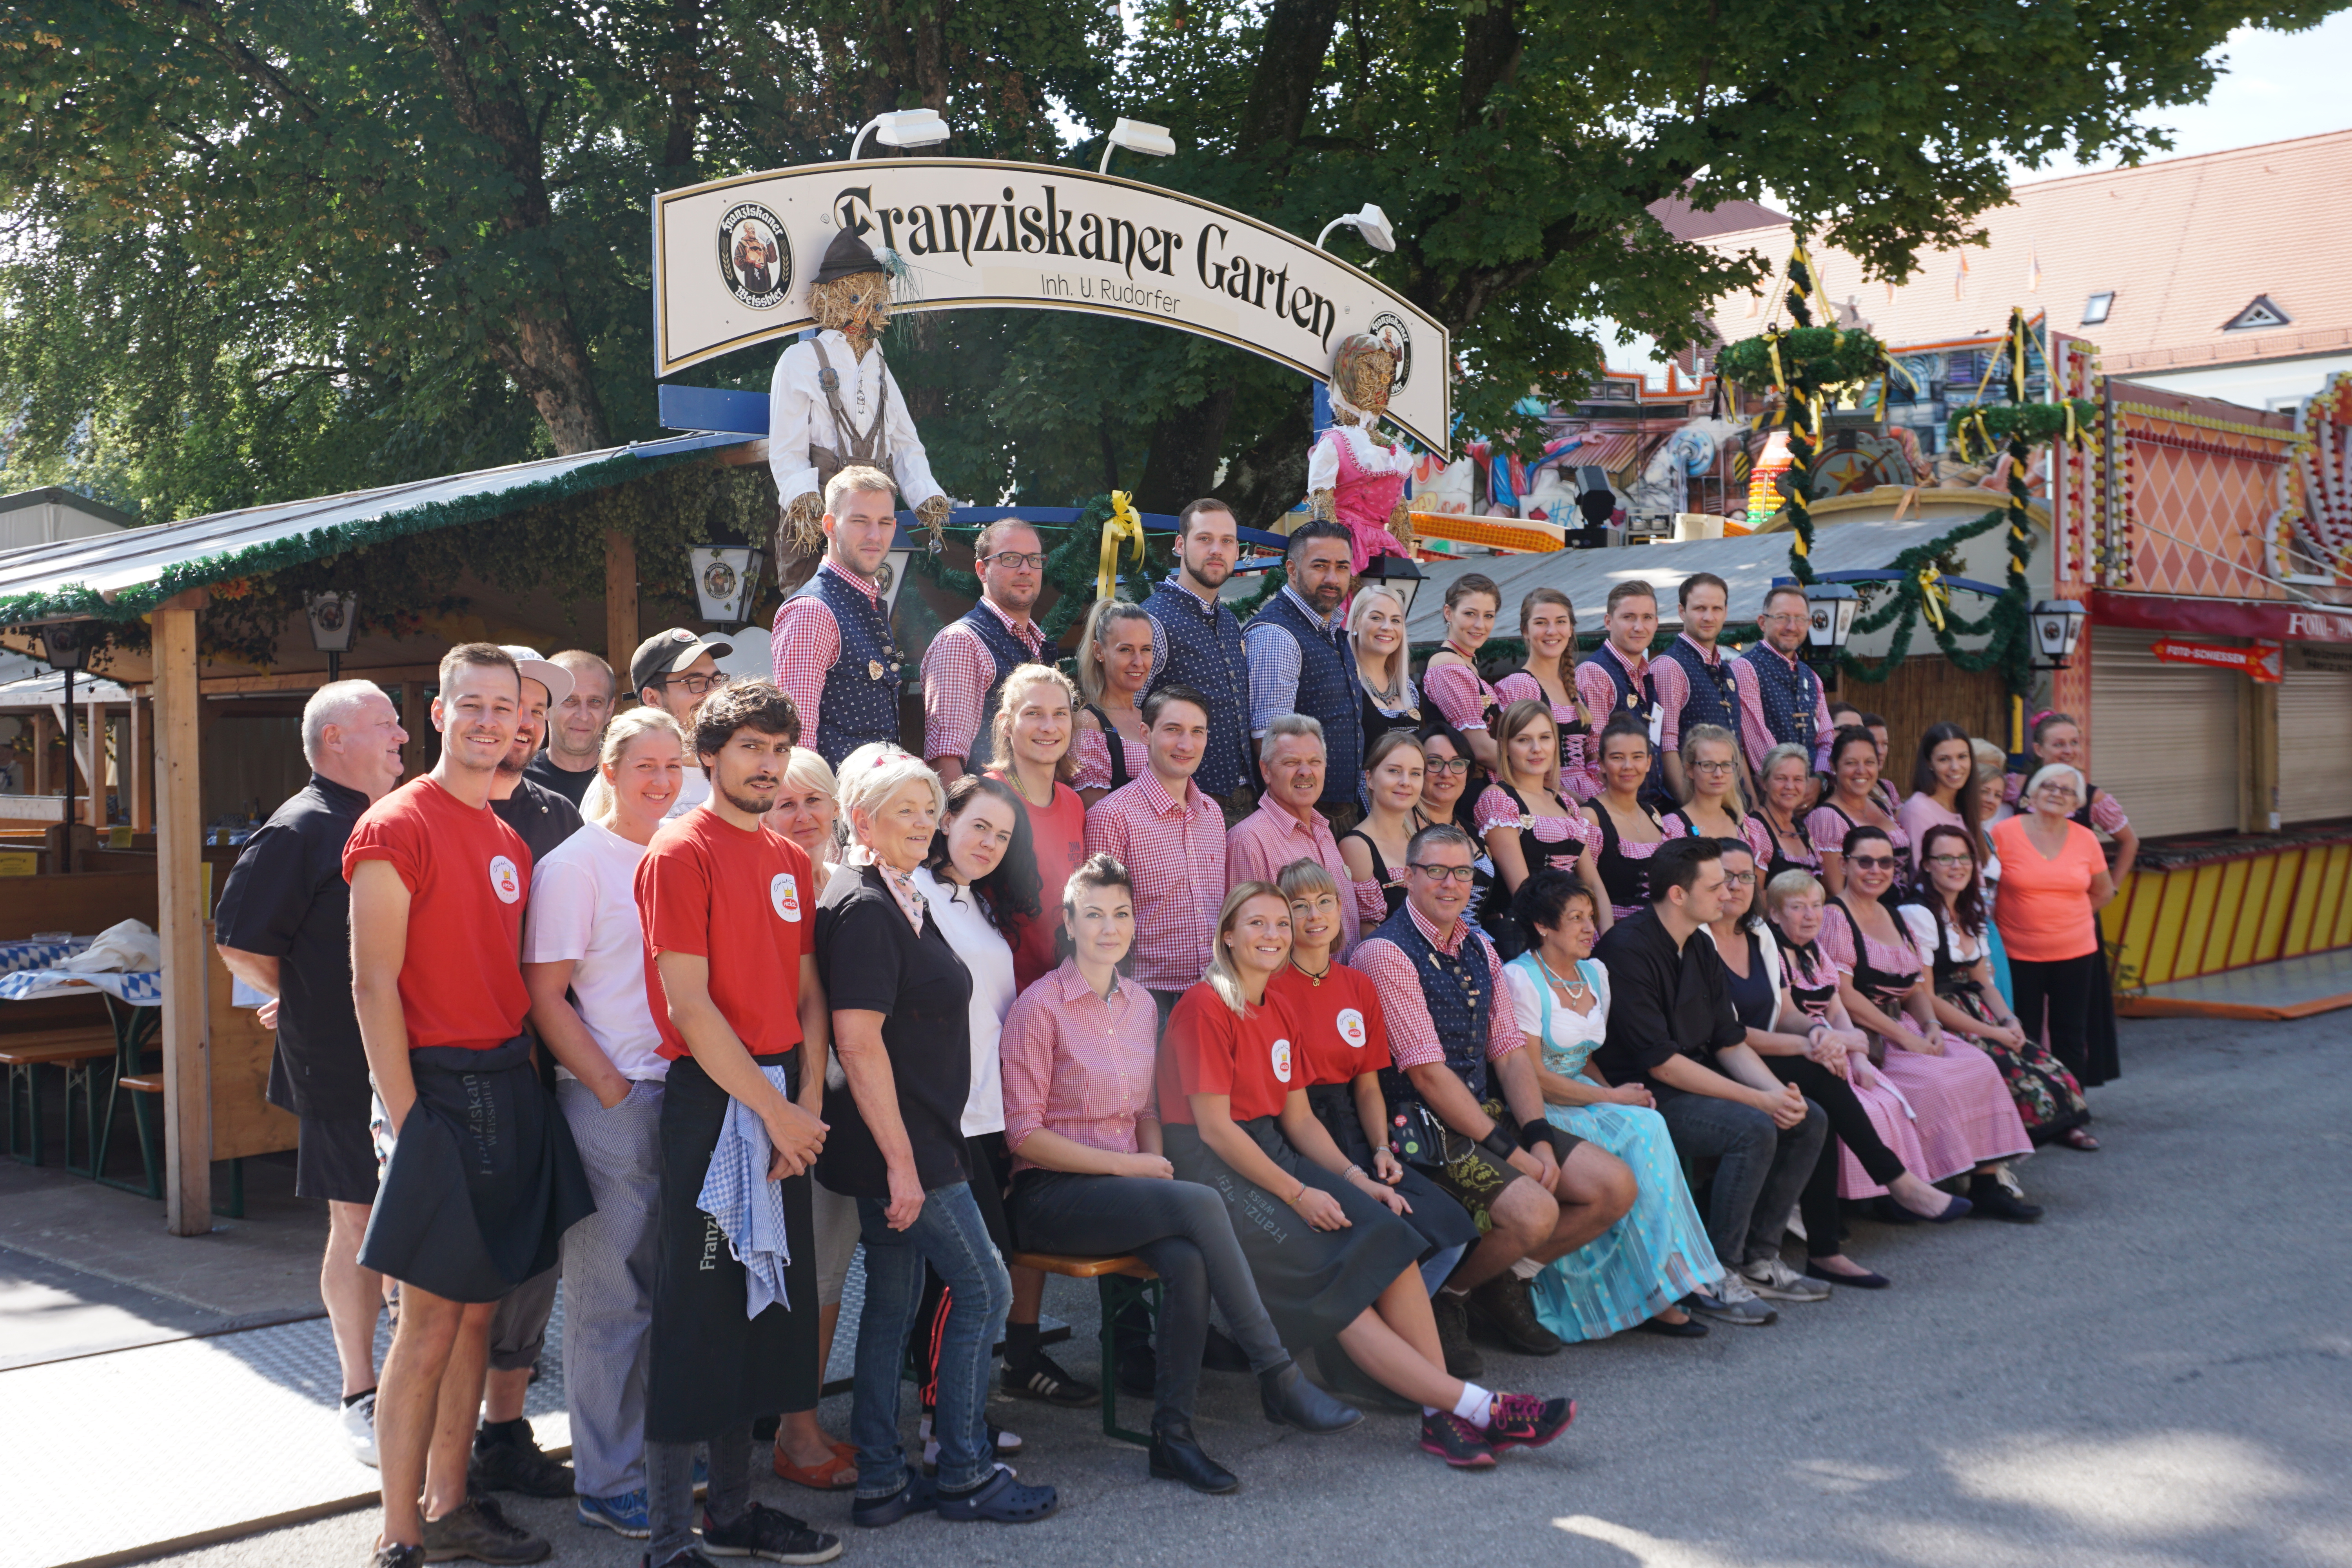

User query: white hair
[836,744,946,849]
[301,680,388,766]
[2024,762,2086,805]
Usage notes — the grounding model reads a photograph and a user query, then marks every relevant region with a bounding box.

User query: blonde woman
[1665,724,1768,863]
[982,663,1089,991]
[1494,588,1600,800]
[1472,700,1605,955]
[1073,599,1153,808]
[1348,582,1422,766]
[1341,731,1425,926]
[1161,884,1576,1469]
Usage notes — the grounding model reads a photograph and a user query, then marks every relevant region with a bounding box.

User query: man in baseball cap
[632,630,735,818]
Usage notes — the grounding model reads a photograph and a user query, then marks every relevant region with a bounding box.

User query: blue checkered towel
[695,1064,795,1319]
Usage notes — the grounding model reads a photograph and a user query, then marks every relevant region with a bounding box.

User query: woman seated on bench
[998,854,1360,1496]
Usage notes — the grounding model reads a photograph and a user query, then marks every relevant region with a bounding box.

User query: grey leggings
[1008,1169,1289,1423]
[646,1424,752,1565]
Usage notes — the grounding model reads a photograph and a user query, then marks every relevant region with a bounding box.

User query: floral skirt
[1944,980,2091,1142]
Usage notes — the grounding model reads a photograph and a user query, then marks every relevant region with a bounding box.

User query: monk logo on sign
[719,202,791,310]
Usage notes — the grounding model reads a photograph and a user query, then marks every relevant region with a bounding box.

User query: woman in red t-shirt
[1160,884,1575,1468]
[1268,859,1481,1286]
[983,664,1090,992]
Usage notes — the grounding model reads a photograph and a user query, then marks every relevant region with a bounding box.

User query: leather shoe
[1635,1313,1710,1338]
[1431,1289,1483,1379]
[1466,1274,1562,1356]
[1967,1174,2043,1223]
[1257,1357,1361,1434]
[1147,1415,1239,1494]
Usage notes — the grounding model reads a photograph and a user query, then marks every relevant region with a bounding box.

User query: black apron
[1303,1085,1482,1264]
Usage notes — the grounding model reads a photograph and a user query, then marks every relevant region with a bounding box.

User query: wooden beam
[2243,679,2279,834]
[129,695,152,834]
[152,601,211,1234]
[604,528,639,703]
[84,701,107,829]
[31,709,52,795]
[399,679,427,781]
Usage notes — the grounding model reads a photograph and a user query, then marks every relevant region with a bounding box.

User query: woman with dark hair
[1420,575,1509,771]
[1474,700,1606,957]
[1904,825,2094,1149]
[1579,714,1675,929]
[1809,726,1910,897]
[1341,731,1426,925]
[1502,871,1719,1339]
[1897,722,1982,851]
[1818,824,2039,1221]
[1411,719,1497,927]
[1495,588,1601,799]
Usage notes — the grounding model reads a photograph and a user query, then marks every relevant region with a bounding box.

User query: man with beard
[920,517,1050,782]
[1143,499,1254,825]
[1732,584,1835,777]
[1240,518,1363,829]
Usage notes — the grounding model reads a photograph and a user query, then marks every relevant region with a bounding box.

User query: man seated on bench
[998,853,1356,1495]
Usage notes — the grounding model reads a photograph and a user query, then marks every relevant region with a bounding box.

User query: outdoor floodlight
[850,109,952,160]
[1316,204,1397,254]
[1099,118,1176,174]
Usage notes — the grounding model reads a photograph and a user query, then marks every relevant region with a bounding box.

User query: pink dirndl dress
[1316,425,1412,572]
[1494,672,1597,801]
[1779,938,1932,1199]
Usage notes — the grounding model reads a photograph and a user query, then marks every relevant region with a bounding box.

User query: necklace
[1289,955,1332,987]
[1363,665,1405,706]
[1442,639,1482,664]
[1533,950,1590,1002]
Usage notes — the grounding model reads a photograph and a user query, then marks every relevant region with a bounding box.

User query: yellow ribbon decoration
[1916,564,1949,632]
[1764,328,1789,393]
[1097,490,1145,601]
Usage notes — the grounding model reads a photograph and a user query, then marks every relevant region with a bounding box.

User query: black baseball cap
[631,628,734,696]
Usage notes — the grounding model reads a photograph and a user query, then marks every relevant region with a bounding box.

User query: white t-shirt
[522,818,669,1082]
[912,866,1015,1136]
[664,766,711,819]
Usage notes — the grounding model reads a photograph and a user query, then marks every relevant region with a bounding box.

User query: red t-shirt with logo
[1156,981,1296,1125]
[1265,962,1392,1090]
[636,807,818,1061]
[341,775,533,1051]
[987,774,1090,993]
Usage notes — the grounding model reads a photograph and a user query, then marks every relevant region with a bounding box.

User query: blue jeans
[851,1182,1011,1499]
[1653,1089,1827,1269]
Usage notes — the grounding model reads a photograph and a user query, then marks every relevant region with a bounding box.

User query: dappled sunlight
[1945,1430,2308,1537]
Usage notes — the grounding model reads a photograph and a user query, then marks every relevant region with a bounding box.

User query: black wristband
[1479,1125,1519,1162]
[1519,1118,1554,1151]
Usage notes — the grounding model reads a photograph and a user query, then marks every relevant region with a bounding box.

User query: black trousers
[2009,951,2109,1088]
[1766,1055,1907,1260]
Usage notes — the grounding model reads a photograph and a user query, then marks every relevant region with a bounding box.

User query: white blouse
[913,867,1017,1136]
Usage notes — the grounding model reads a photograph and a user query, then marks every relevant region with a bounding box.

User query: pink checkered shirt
[998,959,1161,1172]
[919,596,1048,764]
[1494,671,1597,800]
[1575,641,1676,755]
[1350,900,1519,1071]
[1072,724,1150,793]
[1082,770,1227,992]
[1423,659,1503,733]
[770,560,884,740]
[1730,644,1835,773]
[1224,794,1359,951]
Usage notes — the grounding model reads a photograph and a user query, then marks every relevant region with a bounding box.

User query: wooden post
[84,701,107,829]
[2243,679,2280,834]
[152,592,211,1234]
[129,695,152,834]
[31,709,52,795]
[399,680,427,780]
[605,528,638,706]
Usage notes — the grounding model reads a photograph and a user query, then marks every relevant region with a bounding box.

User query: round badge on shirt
[488,855,521,905]
[771,872,802,922]
[1270,1036,1293,1083]
[1336,1008,1367,1049]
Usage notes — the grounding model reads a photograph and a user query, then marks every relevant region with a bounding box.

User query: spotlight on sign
[1316,204,1397,254]
[850,109,951,160]
[1099,118,1176,174]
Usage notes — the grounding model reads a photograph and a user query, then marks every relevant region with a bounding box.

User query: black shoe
[849,1475,938,1530]
[1867,1196,1920,1226]
[1114,1339,1157,1398]
[698,1503,842,1565]
[1967,1174,2044,1223]
[1465,1275,1562,1357]
[1311,1339,1422,1416]
[372,1548,424,1568]
[420,1497,550,1564]
[1431,1289,1484,1379]
[468,1424,573,1499]
[1634,1313,1710,1338]
[1200,1324,1252,1374]
[1147,1415,1240,1494]
[1257,1357,1361,1434]
[1002,1350,1099,1408]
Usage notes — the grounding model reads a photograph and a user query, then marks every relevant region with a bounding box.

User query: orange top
[1990,816,2105,963]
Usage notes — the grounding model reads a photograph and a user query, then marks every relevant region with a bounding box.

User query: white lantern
[690,546,767,628]
[2031,599,2087,667]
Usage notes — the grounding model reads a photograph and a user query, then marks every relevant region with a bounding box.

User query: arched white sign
[653,158,1452,452]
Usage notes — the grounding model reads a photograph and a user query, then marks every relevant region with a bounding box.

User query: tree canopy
[4,0,2340,530]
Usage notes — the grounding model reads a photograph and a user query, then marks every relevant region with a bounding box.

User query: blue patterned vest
[1660,637,1740,745]
[791,567,904,768]
[1144,576,1252,799]
[1739,644,1820,759]
[951,603,1038,772]
[1371,906,1497,1107]
[1579,644,1670,805]
[1252,588,1362,809]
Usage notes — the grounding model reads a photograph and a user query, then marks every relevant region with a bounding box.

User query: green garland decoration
[1947,399,2100,453]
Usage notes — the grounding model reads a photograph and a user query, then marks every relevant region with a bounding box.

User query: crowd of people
[211,464,2130,1568]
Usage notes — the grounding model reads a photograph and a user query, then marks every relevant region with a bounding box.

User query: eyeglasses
[1722,871,1756,886]
[1847,854,1896,870]
[982,551,1049,571]
[1689,760,1736,775]
[661,672,724,695]
[1924,853,1974,868]
[1425,757,1472,776]
[1408,862,1479,884]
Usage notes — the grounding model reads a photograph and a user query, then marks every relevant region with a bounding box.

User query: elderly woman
[1752,742,1824,885]
[1991,763,2121,1094]
[818,745,1054,1527]
[1809,726,1910,896]
[2011,715,2128,1087]
[1474,699,1606,956]
[1420,574,1509,771]
[1349,582,1423,767]
[1073,599,1153,809]
[1494,588,1599,800]
[1341,731,1425,926]
[983,664,1091,992]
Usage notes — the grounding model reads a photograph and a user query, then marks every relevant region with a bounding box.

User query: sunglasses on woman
[1847,854,1897,870]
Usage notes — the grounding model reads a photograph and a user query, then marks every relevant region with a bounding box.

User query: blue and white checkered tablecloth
[0,937,93,977]
[0,968,165,1006]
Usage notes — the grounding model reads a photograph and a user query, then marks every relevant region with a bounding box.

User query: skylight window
[2081,292,2114,325]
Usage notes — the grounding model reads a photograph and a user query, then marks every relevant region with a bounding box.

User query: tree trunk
[1216,399,1313,533]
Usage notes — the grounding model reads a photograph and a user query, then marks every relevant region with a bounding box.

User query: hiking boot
[468,1423,573,1499]
[1431,1289,1484,1378]
[1466,1275,1561,1356]
[420,1497,550,1564]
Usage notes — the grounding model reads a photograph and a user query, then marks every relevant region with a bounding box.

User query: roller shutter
[2088,628,2239,838]
[2277,660,2352,825]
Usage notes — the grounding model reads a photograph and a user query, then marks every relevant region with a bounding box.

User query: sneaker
[371,1546,423,1568]
[1430,1290,1484,1379]
[342,1392,379,1468]
[577,1490,651,1540]
[1483,1392,1575,1452]
[1416,1411,1498,1469]
[1001,1350,1099,1408]
[420,1496,550,1564]
[1739,1255,1833,1302]
[698,1502,843,1565]
[469,1425,573,1499]
[1465,1275,1563,1356]
[1686,1275,1778,1327]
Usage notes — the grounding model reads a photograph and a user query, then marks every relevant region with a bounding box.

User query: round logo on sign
[1270,1036,1292,1084]
[488,855,521,905]
[1336,1008,1367,1049]
[718,202,792,310]
[771,872,802,923]
[1367,311,1412,393]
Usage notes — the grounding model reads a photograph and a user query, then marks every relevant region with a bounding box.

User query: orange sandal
[773,1441,858,1491]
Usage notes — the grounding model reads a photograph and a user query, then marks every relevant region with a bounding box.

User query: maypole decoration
[1096,491,1147,600]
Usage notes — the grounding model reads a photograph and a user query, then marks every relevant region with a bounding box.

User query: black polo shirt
[522,748,597,808]
[213,773,372,1120]
[1590,906,1745,1094]
[813,866,974,1200]
[492,775,584,868]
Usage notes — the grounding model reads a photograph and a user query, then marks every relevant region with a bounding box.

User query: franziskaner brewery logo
[719,203,791,310]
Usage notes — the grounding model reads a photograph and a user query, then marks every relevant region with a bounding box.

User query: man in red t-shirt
[632,681,838,1568]
[347,643,593,1568]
